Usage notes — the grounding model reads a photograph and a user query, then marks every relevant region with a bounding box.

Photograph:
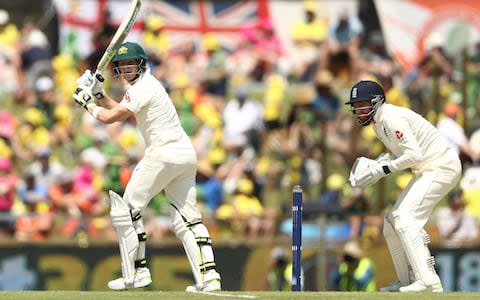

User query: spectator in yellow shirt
[216,178,265,238]
[142,15,170,66]
[290,1,328,82]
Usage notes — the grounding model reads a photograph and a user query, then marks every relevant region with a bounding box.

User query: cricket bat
[95,0,142,82]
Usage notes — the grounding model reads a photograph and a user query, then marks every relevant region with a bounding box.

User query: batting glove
[76,70,104,99]
[354,158,391,187]
[73,86,94,109]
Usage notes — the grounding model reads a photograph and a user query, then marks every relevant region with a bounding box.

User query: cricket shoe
[399,280,443,292]
[108,268,152,290]
[186,278,222,292]
[379,281,403,292]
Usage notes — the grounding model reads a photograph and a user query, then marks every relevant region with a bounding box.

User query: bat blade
[95,0,142,80]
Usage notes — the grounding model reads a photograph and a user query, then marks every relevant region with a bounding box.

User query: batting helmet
[112,42,147,80]
[112,42,147,63]
[345,80,386,126]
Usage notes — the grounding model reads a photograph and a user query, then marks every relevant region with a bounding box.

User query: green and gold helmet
[112,42,147,81]
[112,42,147,63]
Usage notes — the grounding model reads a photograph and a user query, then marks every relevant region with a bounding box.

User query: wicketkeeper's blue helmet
[345,80,386,126]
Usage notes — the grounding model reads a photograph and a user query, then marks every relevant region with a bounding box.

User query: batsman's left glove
[76,69,104,99]
[352,157,391,187]
[73,86,94,109]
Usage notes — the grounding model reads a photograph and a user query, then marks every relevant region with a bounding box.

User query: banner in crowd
[0,243,252,291]
[374,0,480,70]
[54,0,269,59]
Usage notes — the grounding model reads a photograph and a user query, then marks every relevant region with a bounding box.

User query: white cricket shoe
[186,278,222,292]
[108,268,152,290]
[379,281,403,292]
[399,280,443,292]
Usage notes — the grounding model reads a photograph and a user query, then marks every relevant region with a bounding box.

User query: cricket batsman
[73,41,221,292]
[346,80,461,292]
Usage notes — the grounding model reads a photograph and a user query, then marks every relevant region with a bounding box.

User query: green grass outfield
[0,291,479,300]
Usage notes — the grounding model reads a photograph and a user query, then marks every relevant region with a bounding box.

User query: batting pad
[349,157,376,187]
[110,191,139,286]
[392,211,438,285]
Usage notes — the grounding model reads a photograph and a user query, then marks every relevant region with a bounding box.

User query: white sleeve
[120,87,150,113]
[385,116,422,172]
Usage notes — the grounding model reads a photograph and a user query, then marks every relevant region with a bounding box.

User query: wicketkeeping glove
[354,158,391,187]
[76,69,104,99]
[73,86,94,109]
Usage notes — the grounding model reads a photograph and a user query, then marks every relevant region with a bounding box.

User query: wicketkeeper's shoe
[399,280,443,293]
[108,268,152,290]
[379,281,403,292]
[186,278,222,292]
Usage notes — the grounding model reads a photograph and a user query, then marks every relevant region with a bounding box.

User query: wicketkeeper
[346,80,461,292]
[73,41,221,292]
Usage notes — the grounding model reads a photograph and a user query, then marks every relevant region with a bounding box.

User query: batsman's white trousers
[390,149,461,227]
[123,136,201,221]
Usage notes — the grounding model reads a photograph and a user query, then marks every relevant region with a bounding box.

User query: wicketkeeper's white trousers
[384,149,461,285]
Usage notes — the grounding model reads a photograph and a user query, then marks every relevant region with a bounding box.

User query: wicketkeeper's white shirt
[372,103,454,173]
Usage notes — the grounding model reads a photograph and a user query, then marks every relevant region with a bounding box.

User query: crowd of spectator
[0,1,480,249]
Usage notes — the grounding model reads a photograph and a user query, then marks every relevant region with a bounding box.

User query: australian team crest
[117,46,129,55]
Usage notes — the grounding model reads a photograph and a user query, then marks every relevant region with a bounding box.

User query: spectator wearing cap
[437,101,479,165]
[142,15,169,71]
[202,33,228,102]
[311,69,340,121]
[26,147,65,194]
[20,20,53,94]
[330,240,376,291]
[435,191,479,248]
[324,10,364,83]
[33,76,56,128]
[49,169,96,237]
[63,148,108,238]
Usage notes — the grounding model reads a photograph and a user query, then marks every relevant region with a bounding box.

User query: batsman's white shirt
[121,71,185,149]
[373,103,461,228]
[119,71,200,220]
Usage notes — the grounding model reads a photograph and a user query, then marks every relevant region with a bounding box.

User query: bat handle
[95,72,105,83]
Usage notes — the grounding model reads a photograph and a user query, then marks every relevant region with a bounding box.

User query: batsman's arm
[86,102,132,124]
[96,93,122,110]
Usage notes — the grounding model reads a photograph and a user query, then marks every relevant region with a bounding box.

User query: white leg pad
[383,215,411,285]
[392,211,438,285]
[172,216,203,286]
[131,209,147,268]
[172,214,220,286]
[110,190,139,285]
